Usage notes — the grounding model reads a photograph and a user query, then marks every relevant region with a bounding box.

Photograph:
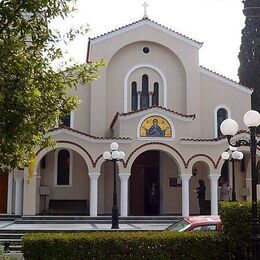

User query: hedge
[219,201,260,259]
[22,231,227,260]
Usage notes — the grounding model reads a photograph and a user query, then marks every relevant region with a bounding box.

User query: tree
[0,0,104,170]
[238,0,260,111]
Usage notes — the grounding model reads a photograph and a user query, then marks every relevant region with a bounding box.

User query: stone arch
[129,148,182,216]
[36,142,91,215]
[186,154,216,171]
[125,142,185,172]
[35,141,94,172]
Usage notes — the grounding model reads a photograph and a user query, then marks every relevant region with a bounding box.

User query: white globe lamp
[221,151,230,160]
[220,119,239,136]
[118,151,125,160]
[243,110,260,128]
[232,151,241,160]
[103,151,112,160]
[112,150,120,159]
[110,142,119,151]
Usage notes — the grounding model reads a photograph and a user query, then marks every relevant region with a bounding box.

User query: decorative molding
[36,140,96,168]
[48,126,132,142]
[110,106,195,129]
[186,154,217,169]
[124,142,186,168]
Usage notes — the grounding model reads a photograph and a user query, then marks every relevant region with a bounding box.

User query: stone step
[0,214,21,221]
[0,233,24,239]
[0,238,21,244]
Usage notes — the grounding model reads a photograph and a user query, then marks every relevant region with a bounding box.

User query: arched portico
[37,148,90,215]
[128,147,182,216]
[189,161,211,215]
[23,142,93,216]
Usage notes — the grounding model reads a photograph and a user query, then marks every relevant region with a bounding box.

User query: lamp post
[220,110,260,259]
[103,142,125,229]
[221,147,244,201]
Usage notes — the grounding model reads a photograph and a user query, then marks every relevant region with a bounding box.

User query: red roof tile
[180,130,249,142]
[110,106,196,129]
[48,126,132,140]
[90,17,202,46]
[200,66,253,90]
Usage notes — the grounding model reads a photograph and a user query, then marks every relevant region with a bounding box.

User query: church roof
[200,66,253,93]
[90,17,203,48]
[180,130,258,143]
[48,126,132,141]
[110,106,196,129]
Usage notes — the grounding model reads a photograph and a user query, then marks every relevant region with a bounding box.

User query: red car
[165,216,222,232]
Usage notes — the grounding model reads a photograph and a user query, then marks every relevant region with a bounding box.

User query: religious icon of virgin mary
[141,117,171,137]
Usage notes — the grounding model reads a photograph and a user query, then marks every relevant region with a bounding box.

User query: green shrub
[219,201,260,259]
[22,231,227,260]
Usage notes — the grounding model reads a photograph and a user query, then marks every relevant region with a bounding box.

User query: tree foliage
[0,0,104,170]
[238,0,260,111]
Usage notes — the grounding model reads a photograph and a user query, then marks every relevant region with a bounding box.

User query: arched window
[131,81,138,111]
[140,74,149,109]
[152,82,159,106]
[217,108,228,137]
[57,149,70,185]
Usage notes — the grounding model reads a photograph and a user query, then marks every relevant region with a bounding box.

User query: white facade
[4,18,260,217]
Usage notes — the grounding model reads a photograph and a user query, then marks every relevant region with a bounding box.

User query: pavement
[0,220,169,231]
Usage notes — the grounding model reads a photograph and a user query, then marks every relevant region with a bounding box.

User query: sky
[55,0,245,81]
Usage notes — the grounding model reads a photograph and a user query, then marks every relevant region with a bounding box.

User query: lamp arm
[227,136,250,148]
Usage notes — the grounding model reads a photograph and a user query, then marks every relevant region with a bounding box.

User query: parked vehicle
[165,216,222,232]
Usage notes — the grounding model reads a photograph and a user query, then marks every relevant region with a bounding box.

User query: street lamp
[221,146,244,201]
[220,110,260,259]
[103,142,125,229]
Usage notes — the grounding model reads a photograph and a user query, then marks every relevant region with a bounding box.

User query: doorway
[0,172,8,213]
[130,151,160,216]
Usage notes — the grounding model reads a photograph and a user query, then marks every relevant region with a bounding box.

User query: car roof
[184,216,221,225]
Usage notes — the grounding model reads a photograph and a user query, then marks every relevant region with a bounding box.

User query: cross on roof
[142,1,149,19]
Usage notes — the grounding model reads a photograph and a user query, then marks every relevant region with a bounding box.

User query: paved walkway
[0,221,169,231]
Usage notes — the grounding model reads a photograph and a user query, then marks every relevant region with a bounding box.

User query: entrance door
[130,151,160,216]
[0,172,8,213]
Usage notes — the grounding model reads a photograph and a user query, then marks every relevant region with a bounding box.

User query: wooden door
[0,172,8,213]
[130,151,160,216]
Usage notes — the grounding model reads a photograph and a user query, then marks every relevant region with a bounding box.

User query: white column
[7,172,13,214]
[137,91,141,109]
[180,174,192,217]
[119,173,130,217]
[14,170,24,215]
[23,167,37,215]
[88,172,100,217]
[209,174,221,216]
[149,91,153,106]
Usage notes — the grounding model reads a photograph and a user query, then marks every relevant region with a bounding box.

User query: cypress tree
[238,0,260,111]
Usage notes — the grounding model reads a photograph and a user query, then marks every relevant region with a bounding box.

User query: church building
[1,13,259,218]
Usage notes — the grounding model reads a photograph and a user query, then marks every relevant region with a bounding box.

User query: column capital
[88,172,100,180]
[14,170,24,182]
[118,173,131,181]
[180,174,192,181]
[209,174,221,181]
